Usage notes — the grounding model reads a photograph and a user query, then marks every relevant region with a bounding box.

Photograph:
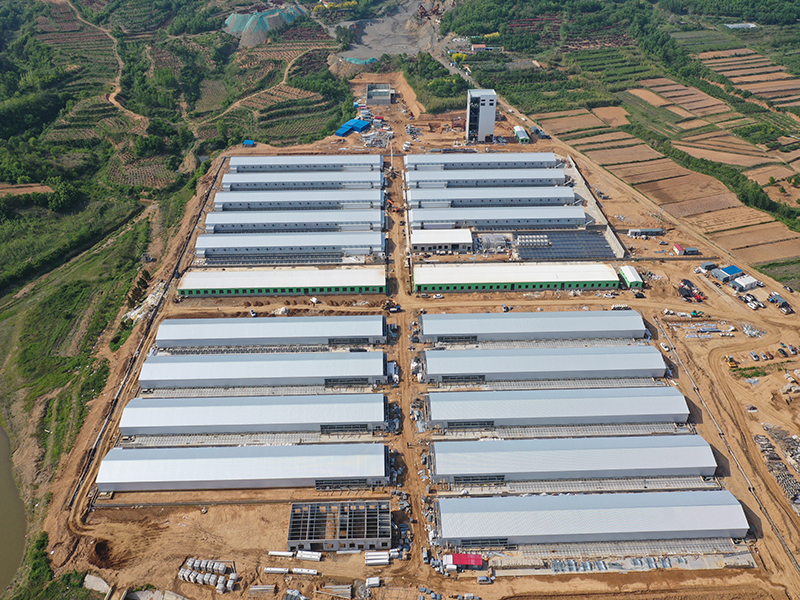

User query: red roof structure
[450,553,483,566]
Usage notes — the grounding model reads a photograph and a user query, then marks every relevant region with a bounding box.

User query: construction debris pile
[754,431,800,513]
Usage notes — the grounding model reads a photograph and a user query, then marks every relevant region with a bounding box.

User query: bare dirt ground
[745,165,796,185]
[0,183,53,196]
[540,113,606,135]
[673,145,778,167]
[28,70,800,600]
[585,144,663,165]
[628,88,672,107]
[591,106,630,127]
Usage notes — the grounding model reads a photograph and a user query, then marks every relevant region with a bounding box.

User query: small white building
[411,229,474,253]
[730,274,758,292]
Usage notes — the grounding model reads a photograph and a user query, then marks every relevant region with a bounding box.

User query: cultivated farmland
[639,78,730,116]
[534,110,607,135]
[699,49,800,107]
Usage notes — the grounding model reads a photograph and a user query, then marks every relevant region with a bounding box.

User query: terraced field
[43,96,127,145]
[36,0,117,96]
[566,47,659,90]
[544,109,800,263]
[699,49,800,108]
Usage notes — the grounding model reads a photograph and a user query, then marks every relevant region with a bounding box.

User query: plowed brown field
[584,144,662,165]
[531,108,589,120]
[675,119,708,130]
[570,131,635,146]
[735,238,800,263]
[542,113,606,134]
[592,106,630,126]
[637,173,730,204]
[666,193,741,217]
[628,88,671,106]
[712,221,800,249]
[673,144,777,167]
[697,48,755,59]
[686,205,774,233]
[745,165,795,185]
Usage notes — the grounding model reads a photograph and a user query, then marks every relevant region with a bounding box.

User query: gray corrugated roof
[229,155,382,168]
[139,352,384,387]
[433,436,716,479]
[404,153,557,166]
[178,266,386,291]
[97,444,386,491]
[156,315,384,347]
[120,394,385,434]
[437,491,749,541]
[421,310,645,338]
[406,169,564,183]
[205,210,382,227]
[406,188,575,202]
[194,231,384,250]
[223,172,382,184]
[425,346,665,379]
[409,206,585,223]
[428,387,688,424]
[214,190,382,204]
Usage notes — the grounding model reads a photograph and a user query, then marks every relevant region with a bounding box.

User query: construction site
[40,75,800,600]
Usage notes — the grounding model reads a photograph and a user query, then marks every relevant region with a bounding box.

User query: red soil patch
[584,144,662,165]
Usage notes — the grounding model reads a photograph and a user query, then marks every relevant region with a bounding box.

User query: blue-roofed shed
[721,265,743,277]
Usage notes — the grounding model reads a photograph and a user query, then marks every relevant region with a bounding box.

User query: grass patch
[732,366,769,378]
[756,257,800,290]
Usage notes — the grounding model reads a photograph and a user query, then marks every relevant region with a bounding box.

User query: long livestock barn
[408,206,586,230]
[119,394,387,436]
[156,315,386,348]
[413,263,620,292]
[436,491,749,547]
[222,171,383,191]
[213,190,384,211]
[431,436,717,484]
[178,266,387,296]
[229,155,383,173]
[427,387,690,429]
[96,444,389,492]
[405,169,565,189]
[406,187,576,209]
[194,231,385,259]
[419,310,646,343]
[138,352,387,388]
[204,210,384,233]
[404,152,558,170]
[424,346,665,383]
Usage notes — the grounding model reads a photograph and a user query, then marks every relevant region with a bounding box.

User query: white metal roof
[178,266,386,291]
[194,231,385,250]
[156,315,385,347]
[468,89,497,98]
[223,172,383,185]
[96,444,387,491]
[414,263,618,285]
[433,436,717,479]
[205,210,383,227]
[139,352,385,388]
[404,152,556,167]
[421,310,646,339]
[406,169,564,184]
[213,190,383,205]
[734,274,758,286]
[406,188,575,203]
[409,206,585,223]
[620,265,643,284]
[229,155,382,169]
[411,229,474,245]
[437,491,749,542]
[119,394,385,435]
[428,387,689,424]
[424,346,665,379]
